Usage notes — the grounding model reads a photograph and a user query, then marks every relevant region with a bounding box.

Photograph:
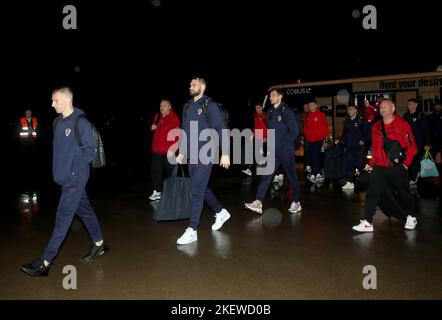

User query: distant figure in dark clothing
[403,98,432,186]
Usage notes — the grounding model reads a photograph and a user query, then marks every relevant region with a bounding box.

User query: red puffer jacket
[369,115,417,168]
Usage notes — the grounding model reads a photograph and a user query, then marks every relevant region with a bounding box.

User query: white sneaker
[177,228,198,245]
[278,174,284,187]
[149,190,161,201]
[242,168,252,176]
[316,174,324,182]
[212,209,231,231]
[405,216,417,230]
[342,182,355,190]
[288,201,302,214]
[245,200,263,214]
[352,220,374,232]
[305,166,312,173]
[308,174,316,183]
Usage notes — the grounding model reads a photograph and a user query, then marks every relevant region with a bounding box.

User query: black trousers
[306,141,322,175]
[364,165,416,223]
[409,148,425,182]
[151,152,174,192]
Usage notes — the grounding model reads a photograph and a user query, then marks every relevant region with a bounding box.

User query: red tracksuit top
[304,110,329,143]
[254,111,268,140]
[151,110,181,154]
[369,115,417,168]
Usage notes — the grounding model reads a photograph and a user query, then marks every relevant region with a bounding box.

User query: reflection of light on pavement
[342,189,354,199]
[212,231,231,259]
[262,208,282,229]
[176,242,198,257]
[19,192,40,218]
[245,216,263,233]
[149,199,160,211]
[405,230,417,246]
[290,212,301,226]
[352,232,374,248]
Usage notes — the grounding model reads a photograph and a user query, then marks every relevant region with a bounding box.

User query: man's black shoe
[21,259,50,277]
[82,243,110,262]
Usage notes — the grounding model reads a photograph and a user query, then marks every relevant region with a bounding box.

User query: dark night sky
[2,0,441,133]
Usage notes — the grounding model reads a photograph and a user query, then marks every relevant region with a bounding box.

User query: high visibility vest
[20,117,38,138]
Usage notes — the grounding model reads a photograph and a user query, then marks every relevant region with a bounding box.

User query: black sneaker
[82,243,110,262]
[21,259,50,277]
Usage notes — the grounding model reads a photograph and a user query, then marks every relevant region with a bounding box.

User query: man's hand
[220,154,230,169]
[424,145,432,152]
[151,124,157,131]
[402,164,408,170]
[359,140,365,146]
[364,164,373,172]
[334,139,340,145]
[176,154,185,164]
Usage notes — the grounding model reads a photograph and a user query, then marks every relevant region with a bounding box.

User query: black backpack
[183,98,229,129]
[381,121,405,166]
[54,115,106,169]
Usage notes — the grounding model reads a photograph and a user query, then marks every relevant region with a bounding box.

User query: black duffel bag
[324,144,347,180]
[153,165,192,221]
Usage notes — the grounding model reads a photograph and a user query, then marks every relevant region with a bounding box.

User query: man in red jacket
[361,99,379,124]
[149,98,181,201]
[353,99,418,232]
[304,101,328,183]
[242,103,268,176]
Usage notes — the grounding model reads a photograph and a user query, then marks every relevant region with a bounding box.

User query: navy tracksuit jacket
[256,102,301,203]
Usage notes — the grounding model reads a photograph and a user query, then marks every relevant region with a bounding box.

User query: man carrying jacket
[149,98,181,201]
[353,99,418,232]
[21,87,109,277]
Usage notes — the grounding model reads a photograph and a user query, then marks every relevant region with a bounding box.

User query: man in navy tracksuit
[21,87,109,277]
[245,88,302,215]
[403,99,432,185]
[339,105,371,190]
[176,77,231,245]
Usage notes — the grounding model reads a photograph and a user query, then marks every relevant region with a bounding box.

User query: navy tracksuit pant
[188,163,223,230]
[409,148,425,182]
[345,148,365,182]
[306,141,322,175]
[43,184,104,263]
[256,151,300,203]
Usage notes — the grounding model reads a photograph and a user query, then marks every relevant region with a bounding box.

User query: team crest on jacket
[413,118,417,122]
[278,115,282,122]
[197,108,202,115]
[355,123,358,127]
[314,117,318,122]
[65,128,71,137]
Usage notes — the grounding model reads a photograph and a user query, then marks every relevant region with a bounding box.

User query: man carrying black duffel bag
[353,99,418,233]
